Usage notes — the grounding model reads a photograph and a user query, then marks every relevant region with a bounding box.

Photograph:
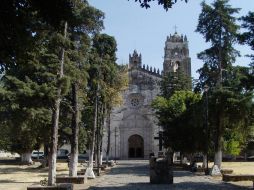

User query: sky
[89,0,254,79]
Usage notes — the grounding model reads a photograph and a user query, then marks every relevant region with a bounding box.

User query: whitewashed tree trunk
[85,92,98,179]
[20,152,33,164]
[48,98,60,186]
[173,152,176,163]
[214,150,222,169]
[94,149,98,167]
[69,83,79,177]
[106,111,111,164]
[214,122,223,169]
[48,21,67,186]
[99,153,103,166]
[85,148,95,179]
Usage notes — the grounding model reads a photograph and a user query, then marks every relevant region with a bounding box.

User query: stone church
[102,32,191,159]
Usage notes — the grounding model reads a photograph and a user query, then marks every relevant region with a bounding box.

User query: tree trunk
[99,151,103,165]
[48,99,60,186]
[214,146,222,168]
[214,119,223,169]
[69,83,79,177]
[42,144,49,168]
[20,152,33,164]
[96,103,104,176]
[48,21,67,186]
[106,111,111,164]
[202,154,207,168]
[85,91,97,179]
[180,153,183,165]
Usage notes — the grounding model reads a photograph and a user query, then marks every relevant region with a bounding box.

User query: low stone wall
[56,176,86,184]
[221,169,233,175]
[27,183,73,190]
[223,174,254,182]
[77,171,85,176]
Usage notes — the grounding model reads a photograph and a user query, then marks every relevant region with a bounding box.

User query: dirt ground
[0,160,254,190]
[0,160,88,190]
[219,162,254,188]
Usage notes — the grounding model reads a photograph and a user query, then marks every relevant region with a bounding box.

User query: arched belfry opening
[128,135,144,158]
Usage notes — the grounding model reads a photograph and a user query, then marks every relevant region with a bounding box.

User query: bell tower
[129,50,142,69]
[163,32,191,77]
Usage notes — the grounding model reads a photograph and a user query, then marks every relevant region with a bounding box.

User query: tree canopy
[130,0,188,10]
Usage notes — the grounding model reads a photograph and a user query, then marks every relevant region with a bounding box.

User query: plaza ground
[0,159,254,190]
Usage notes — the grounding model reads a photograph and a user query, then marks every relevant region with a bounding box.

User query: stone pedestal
[210,165,221,176]
[150,157,173,184]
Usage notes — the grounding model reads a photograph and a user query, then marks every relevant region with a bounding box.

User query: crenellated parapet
[140,64,162,77]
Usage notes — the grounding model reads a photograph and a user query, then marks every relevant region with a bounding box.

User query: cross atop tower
[174,25,178,34]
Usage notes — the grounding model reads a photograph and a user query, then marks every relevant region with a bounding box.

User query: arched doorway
[128,135,144,158]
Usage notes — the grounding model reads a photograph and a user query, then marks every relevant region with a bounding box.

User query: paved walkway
[86,160,251,190]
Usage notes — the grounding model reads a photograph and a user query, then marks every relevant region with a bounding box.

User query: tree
[130,0,188,10]
[152,91,204,156]
[65,1,104,177]
[105,65,128,163]
[196,0,242,168]
[0,18,56,164]
[240,11,254,90]
[240,12,254,59]
[0,0,104,184]
[160,70,192,99]
[84,33,119,177]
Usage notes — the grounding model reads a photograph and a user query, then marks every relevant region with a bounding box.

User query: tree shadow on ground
[0,179,37,184]
[106,165,148,177]
[86,181,251,190]
[0,166,48,174]
[108,165,197,178]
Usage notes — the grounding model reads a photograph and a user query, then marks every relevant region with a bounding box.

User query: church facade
[102,32,191,159]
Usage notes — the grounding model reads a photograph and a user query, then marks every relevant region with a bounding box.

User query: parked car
[57,149,69,159]
[247,155,254,161]
[31,151,44,159]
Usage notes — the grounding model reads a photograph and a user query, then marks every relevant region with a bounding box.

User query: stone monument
[210,165,222,176]
[150,156,173,184]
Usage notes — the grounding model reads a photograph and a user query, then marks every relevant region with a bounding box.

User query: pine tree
[160,70,192,99]
[240,11,254,90]
[196,0,253,168]
[65,1,104,177]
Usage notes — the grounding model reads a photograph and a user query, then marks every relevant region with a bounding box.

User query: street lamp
[204,84,209,175]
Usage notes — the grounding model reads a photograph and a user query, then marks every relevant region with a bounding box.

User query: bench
[223,174,254,188]
[56,176,86,184]
[221,169,233,174]
[77,171,85,176]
